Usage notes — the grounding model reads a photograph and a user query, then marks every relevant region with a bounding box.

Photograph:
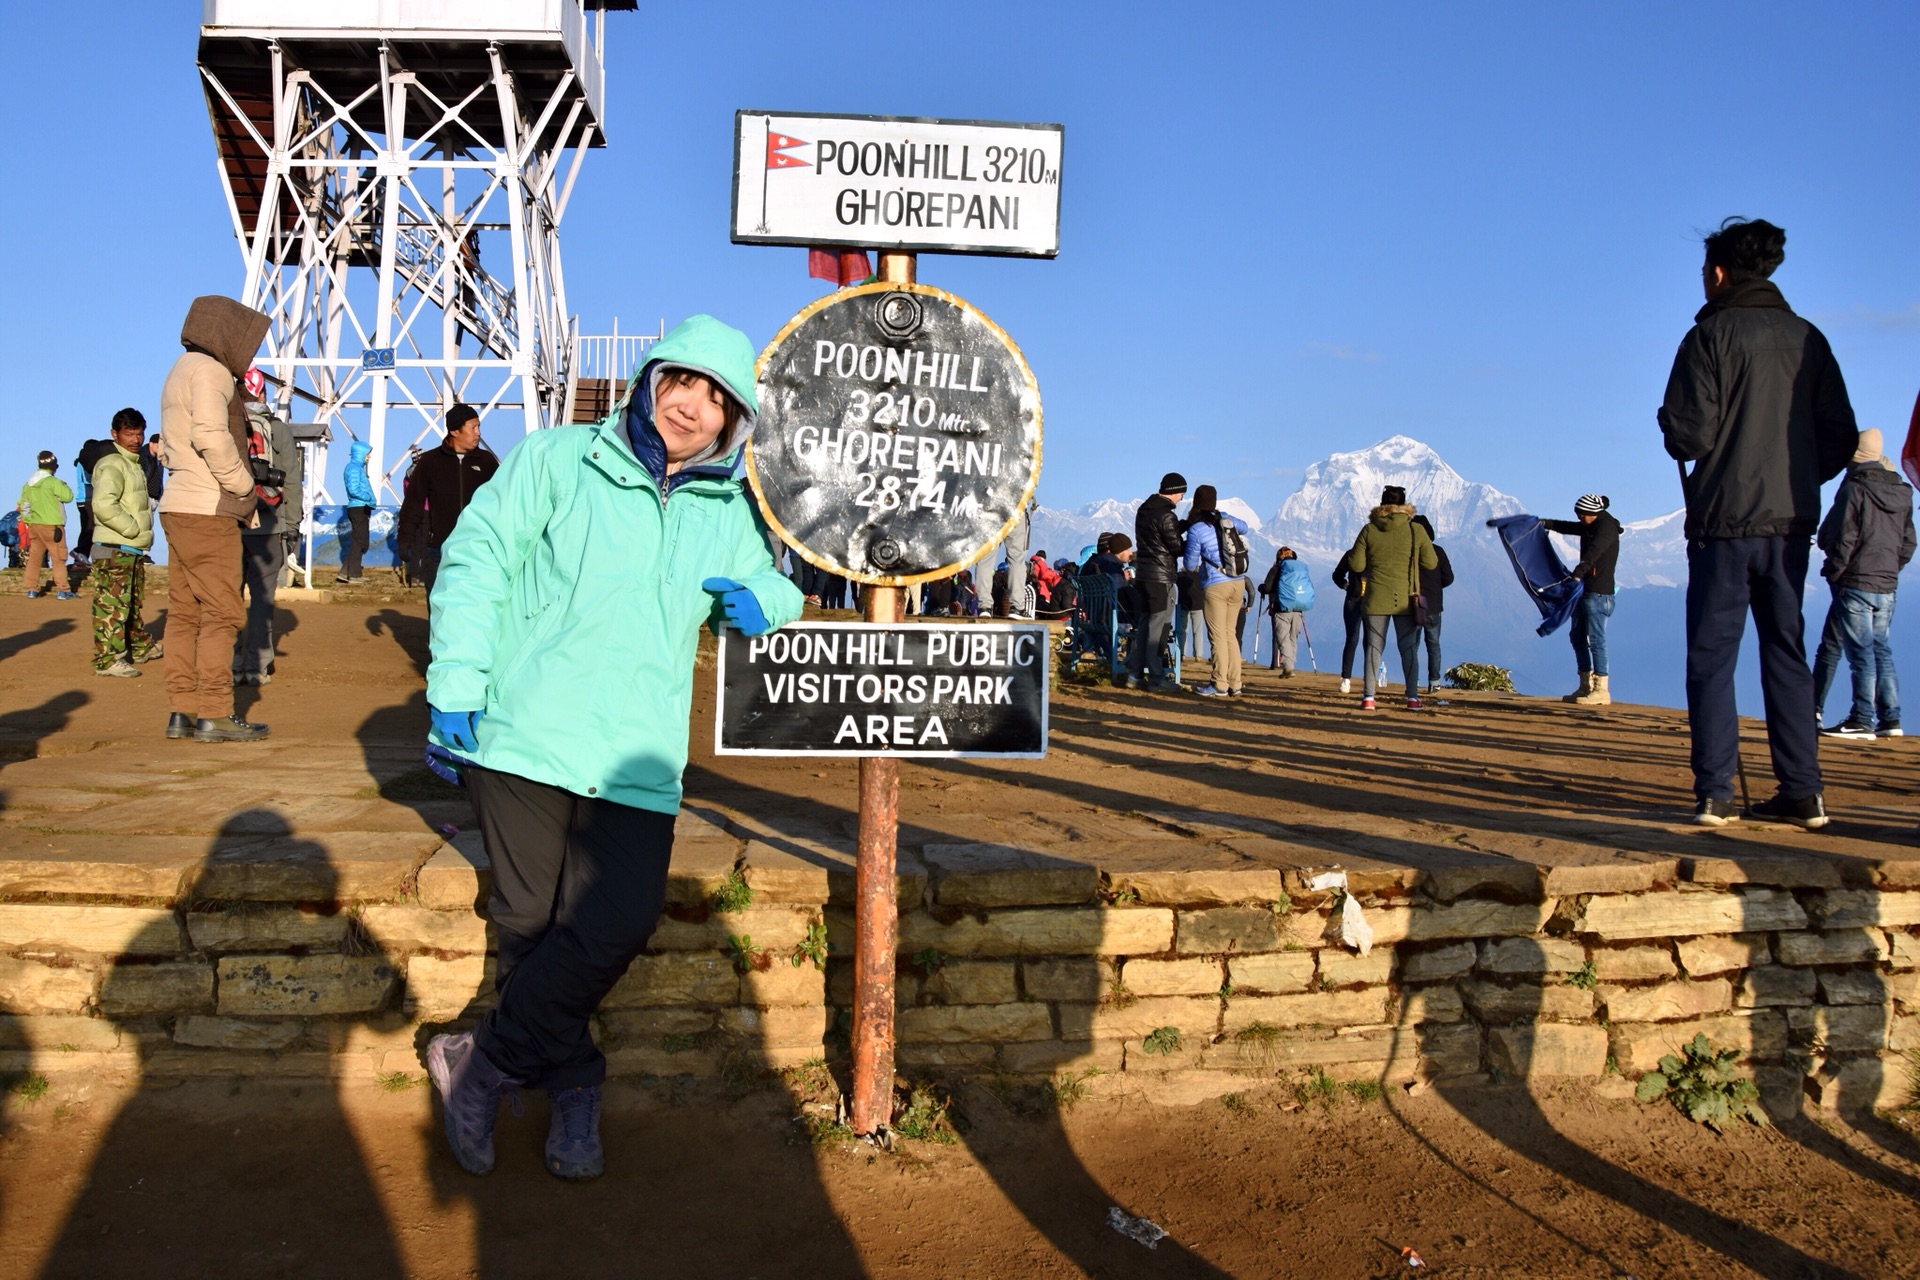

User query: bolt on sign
[731,111,1062,259]
[748,281,1041,586]
[717,623,1048,757]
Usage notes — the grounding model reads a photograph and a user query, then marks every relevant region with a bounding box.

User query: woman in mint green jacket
[422,315,801,1183]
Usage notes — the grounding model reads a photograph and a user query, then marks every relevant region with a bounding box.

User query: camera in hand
[249,457,286,488]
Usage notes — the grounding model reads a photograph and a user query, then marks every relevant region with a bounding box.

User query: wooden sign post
[733,118,1058,1139]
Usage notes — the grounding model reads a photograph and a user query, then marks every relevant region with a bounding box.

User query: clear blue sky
[3,2,1915,525]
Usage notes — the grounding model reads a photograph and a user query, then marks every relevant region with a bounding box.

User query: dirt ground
[2,576,1920,1278]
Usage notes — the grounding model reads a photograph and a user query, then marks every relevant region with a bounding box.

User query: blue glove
[429,706,483,753]
[702,577,772,636]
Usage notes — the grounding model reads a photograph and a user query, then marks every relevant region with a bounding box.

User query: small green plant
[1107,885,1141,905]
[1273,888,1293,916]
[1234,1020,1283,1069]
[1219,979,1236,999]
[1102,980,1139,1010]
[8,1072,49,1103]
[1221,1092,1250,1113]
[1046,1067,1100,1112]
[912,948,946,975]
[1634,1033,1769,1131]
[1141,1026,1183,1057]
[1444,661,1516,692]
[1295,1067,1339,1109]
[55,1042,79,1054]
[799,1113,856,1146]
[893,1083,958,1144]
[1566,959,1598,991]
[727,934,771,974]
[718,1047,761,1098]
[375,1071,422,1093]
[660,1028,719,1054]
[779,1056,834,1102]
[710,869,754,915]
[1341,1078,1384,1104]
[790,921,830,971]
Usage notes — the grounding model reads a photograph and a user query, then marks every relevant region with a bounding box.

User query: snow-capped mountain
[1269,435,1523,553]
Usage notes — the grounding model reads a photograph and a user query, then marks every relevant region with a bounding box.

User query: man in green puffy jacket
[18,450,75,598]
[90,409,161,675]
[1345,485,1437,710]
[422,315,802,1183]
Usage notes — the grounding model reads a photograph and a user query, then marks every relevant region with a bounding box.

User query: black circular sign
[748,281,1042,586]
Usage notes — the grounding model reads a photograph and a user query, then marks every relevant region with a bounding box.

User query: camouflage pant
[91,553,158,670]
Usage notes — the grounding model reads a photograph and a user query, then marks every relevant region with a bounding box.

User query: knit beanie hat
[1159,472,1188,494]
[1095,532,1112,554]
[1380,485,1407,506]
[1574,494,1609,515]
[1854,428,1884,465]
[1109,533,1132,552]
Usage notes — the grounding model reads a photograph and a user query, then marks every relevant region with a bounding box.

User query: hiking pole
[1675,459,1754,810]
[1301,616,1319,672]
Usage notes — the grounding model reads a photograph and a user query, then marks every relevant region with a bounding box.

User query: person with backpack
[1540,494,1623,705]
[1258,547,1315,676]
[1345,485,1437,710]
[422,315,802,1183]
[233,393,304,686]
[18,450,76,599]
[1182,484,1251,698]
[73,436,117,559]
[1408,515,1455,693]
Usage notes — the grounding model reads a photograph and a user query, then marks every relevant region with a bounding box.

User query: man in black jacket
[1127,472,1186,691]
[397,405,499,594]
[1542,494,1622,705]
[1659,218,1857,829]
[1811,428,1915,741]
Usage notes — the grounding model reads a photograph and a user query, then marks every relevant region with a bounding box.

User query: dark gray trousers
[465,764,675,1090]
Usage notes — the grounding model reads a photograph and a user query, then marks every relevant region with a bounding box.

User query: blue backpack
[1275,559,1315,611]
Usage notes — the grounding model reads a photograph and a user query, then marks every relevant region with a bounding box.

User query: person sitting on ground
[18,450,76,599]
[1409,515,1454,694]
[1811,428,1915,741]
[1182,484,1251,698]
[89,409,161,677]
[1345,484,1436,710]
[1259,546,1314,677]
[422,315,802,1185]
[1541,494,1622,706]
[1028,549,1061,613]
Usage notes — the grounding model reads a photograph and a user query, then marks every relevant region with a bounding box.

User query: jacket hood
[626,314,760,472]
[1369,503,1415,527]
[180,296,271,378]
[1851,462,1913,514]
[1695,277,1791,324]
[349,440,373,464]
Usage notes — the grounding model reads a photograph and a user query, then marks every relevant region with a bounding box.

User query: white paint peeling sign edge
[731,110,1063,258]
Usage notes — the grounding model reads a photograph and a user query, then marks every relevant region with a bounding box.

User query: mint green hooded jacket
[424,315,803,813]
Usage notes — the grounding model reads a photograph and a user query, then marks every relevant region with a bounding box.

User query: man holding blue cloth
[421,315,802,1182]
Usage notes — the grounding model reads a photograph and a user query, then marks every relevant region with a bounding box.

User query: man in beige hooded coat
[157,296,272,742]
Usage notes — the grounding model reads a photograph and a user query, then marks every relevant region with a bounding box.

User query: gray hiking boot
[545,1084,605,1180]
[194,716,270,742]
[96,658,141,678]
[427,1031,523,1175]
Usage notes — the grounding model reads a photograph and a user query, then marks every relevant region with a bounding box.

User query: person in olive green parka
[1345,484,1437,709]
[421,314,803,1186]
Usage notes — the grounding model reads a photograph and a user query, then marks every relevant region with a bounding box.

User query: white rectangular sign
[732,111,1062,259]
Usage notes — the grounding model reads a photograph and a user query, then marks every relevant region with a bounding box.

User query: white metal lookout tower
[198,0,635,501]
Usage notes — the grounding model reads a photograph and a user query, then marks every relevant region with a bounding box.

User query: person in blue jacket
[1258,546,1314,676]
[1182,484,1251,697]
[338,438,375,583]
[421,315,803,1182]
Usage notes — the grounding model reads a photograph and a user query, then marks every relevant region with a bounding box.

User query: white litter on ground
[1306,869,1374,955]
[1106,1206,1168,1249]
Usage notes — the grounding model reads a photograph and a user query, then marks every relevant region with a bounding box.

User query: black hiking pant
[1684,535,1821,803]
[465,764,674,1090]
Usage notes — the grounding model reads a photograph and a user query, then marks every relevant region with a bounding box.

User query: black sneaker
[1880,721,1903,738]
[1692,797,1741,827]
[1819,720,1876,741]
[1747,792,1828,830]
[165,712,194,740]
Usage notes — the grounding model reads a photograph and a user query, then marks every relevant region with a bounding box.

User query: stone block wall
[1,824,1916,1115]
